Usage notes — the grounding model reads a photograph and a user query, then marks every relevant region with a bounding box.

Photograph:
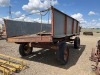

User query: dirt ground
[0,32,100,75]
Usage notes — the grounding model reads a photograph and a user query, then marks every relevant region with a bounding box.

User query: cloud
[71,13,100,28]
[14,14,26,21]
[22,0,58,12]
[0,18,3,24]
[14,11,22,17]
[13,13,51,24]
[0,16,9,24]
[31,10,40,14]
[0,0,10,7]
[18,0,58,24]
[14,16,51,24]
[86,19,100,28]
[82,19,100,28]
[10,11,22,18]
[25,17,51,23]
[71,13,87,23]
[88,11,96,16]
[85,21,100,28]
[92,19,96,22]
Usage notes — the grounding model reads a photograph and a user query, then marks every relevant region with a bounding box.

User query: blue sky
[0,0,100,28]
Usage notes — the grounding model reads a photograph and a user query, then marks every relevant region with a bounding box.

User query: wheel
[74,37,80,49]
[57,42,69,65]
[19,43,33,56]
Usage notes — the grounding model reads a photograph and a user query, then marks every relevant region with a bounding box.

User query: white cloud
[15,11,22,17]
[96,23,100,27]
[87,19,100,28]
[22,0,58,12]
[0,0,10,7]
[81,19,100,28]
[17,0,58,24]
[71,13,100,28]
[31,10,40,14]
[10,11,22,18]
[14,14,51,24]
[14,14,26,21]
[0,16,9,24]
[88,11,96,16]
[25,17,51,23]
[86,22,100,28]
[0,18,3,24]
[92,19,96,22]
[71,13,87,23]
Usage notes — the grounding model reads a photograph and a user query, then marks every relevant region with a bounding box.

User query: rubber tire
[19,43,33,57]
[74,37,80,49]
[57,42,69,65]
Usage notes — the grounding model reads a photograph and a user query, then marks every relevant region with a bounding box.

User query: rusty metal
[51,6,54,36]
[31,42,58,49]
[90,40,100,75]
[76,21,78,33]
[72,19,74,34]
[64,16,67,35]
[7,35,53,43]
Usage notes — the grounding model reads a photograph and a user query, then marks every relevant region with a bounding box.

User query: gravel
[0,32,100,75]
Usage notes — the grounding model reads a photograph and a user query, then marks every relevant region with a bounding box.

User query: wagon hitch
[90,40,100,75]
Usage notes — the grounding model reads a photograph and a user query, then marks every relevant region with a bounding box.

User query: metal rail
[0,54,28,75]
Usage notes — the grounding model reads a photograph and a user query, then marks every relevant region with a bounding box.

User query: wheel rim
[24,44,32,54]
[64,48,68,61]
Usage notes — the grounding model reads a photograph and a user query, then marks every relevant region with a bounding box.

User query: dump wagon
[4,6,80,65]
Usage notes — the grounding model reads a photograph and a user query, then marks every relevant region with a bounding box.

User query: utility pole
[50,0,52,6]
[9,4,12,19]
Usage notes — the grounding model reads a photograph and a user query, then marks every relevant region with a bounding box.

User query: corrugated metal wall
[67,17,72,36]
[53,9,65,38]
[5,20,51,37]
[53,8,80,38]
[73,20,77,34]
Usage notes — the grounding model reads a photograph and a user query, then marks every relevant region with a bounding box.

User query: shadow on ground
[22,44,86,69]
